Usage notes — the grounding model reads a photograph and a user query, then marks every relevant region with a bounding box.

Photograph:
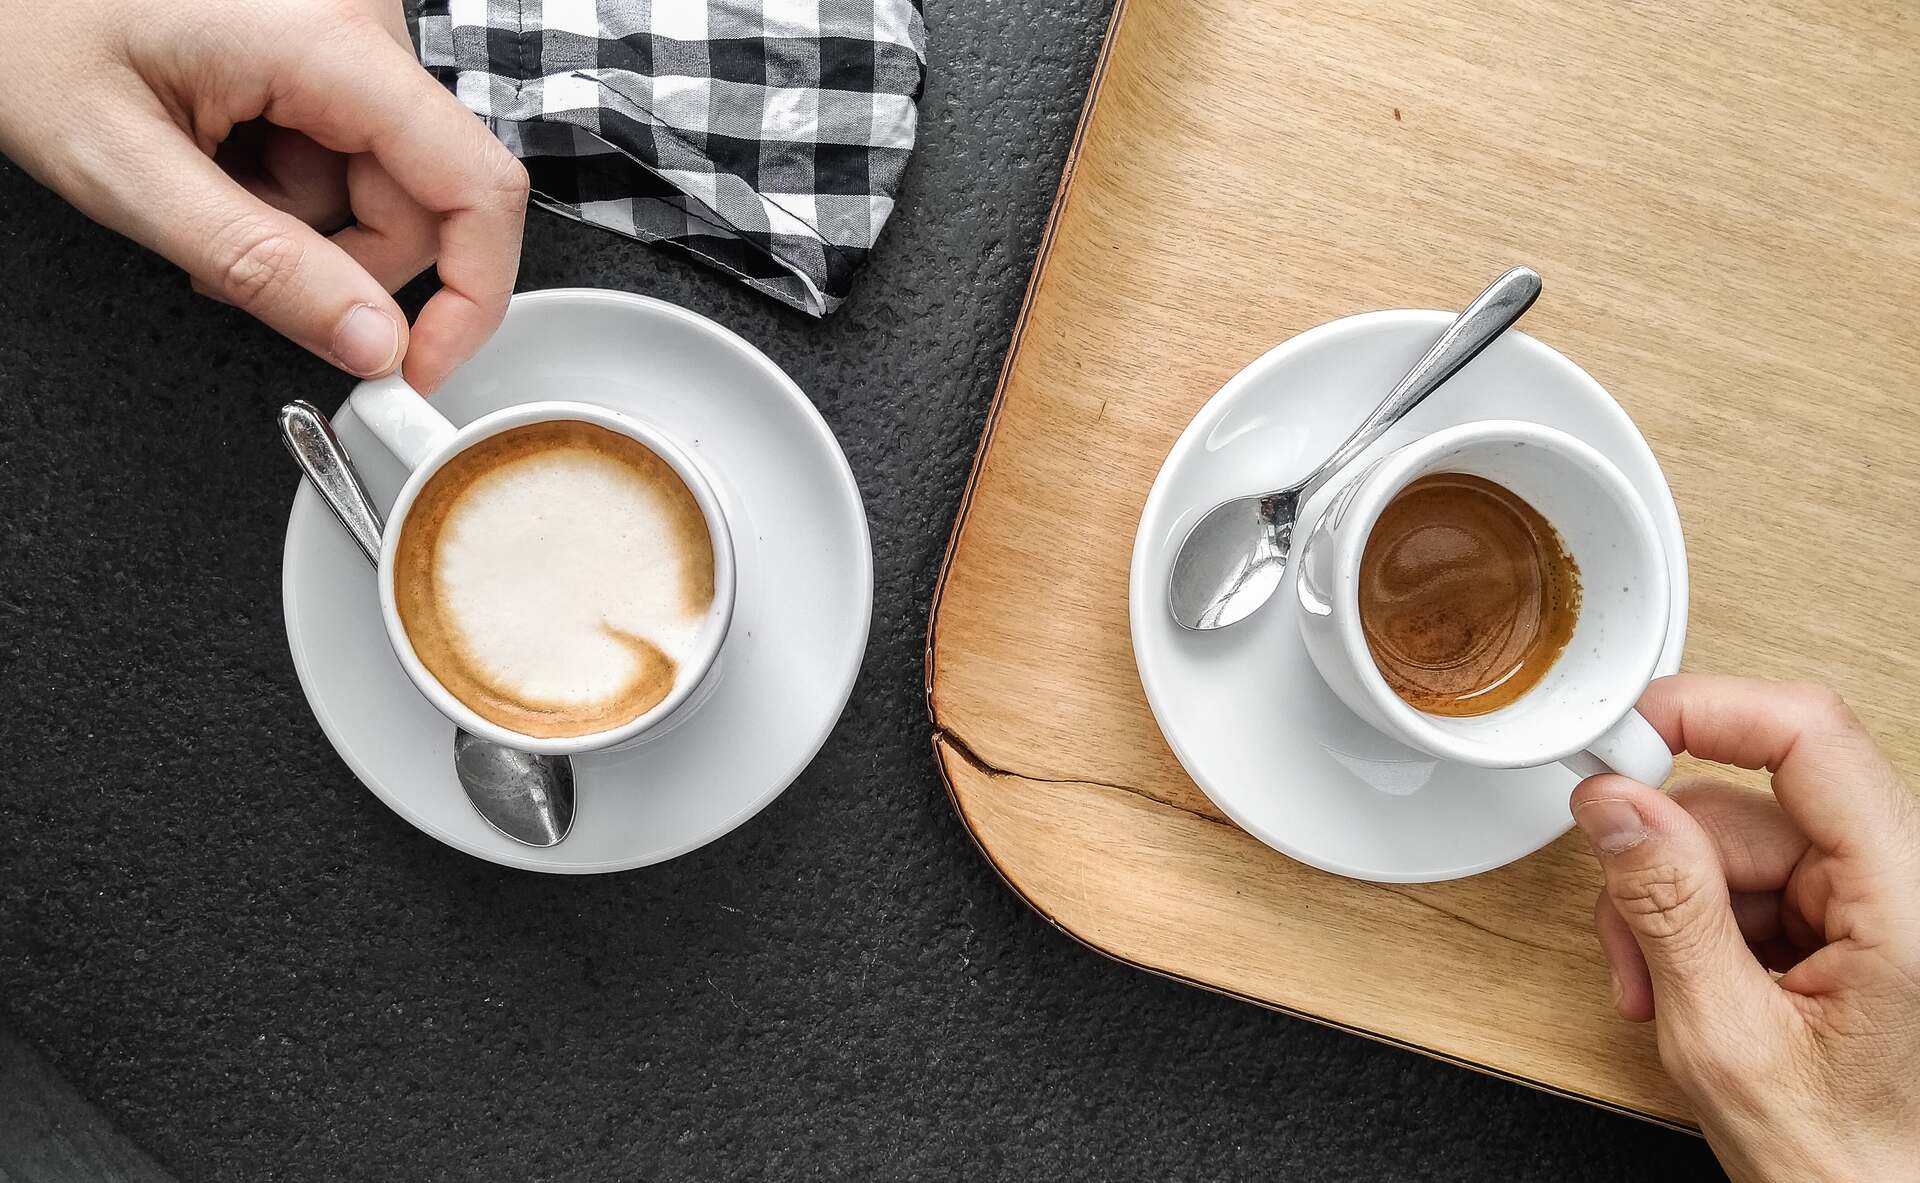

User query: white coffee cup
[349,374,737,756]
[1294,419,1673,785]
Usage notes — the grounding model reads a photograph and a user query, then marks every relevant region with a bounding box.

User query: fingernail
[1606,964,1623,1011]
[331,304,400,377]
[1574,798,1646,855]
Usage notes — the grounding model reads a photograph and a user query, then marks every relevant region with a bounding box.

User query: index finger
[1636,674,1915,862]
[271,25,527,390]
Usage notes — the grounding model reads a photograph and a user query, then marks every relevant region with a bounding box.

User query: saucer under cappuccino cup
[349,374,737,756]
[1295,419,1674,786]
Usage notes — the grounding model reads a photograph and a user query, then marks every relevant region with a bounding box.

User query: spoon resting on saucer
[276,401,577,848]
[1166,266,1543,631]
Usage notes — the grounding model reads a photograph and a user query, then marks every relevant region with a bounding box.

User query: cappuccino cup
[349,374,736,756]
[1295,420,1674,786]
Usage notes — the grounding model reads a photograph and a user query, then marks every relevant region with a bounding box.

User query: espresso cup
[1294,419,1673,785]
[349,374,737,756]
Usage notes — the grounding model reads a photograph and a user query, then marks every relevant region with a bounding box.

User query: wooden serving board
[927,0,1920,1127]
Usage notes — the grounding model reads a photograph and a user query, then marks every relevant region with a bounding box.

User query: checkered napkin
[410,0,927,316]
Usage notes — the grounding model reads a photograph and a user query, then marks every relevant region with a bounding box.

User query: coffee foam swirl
[394,420,715,739]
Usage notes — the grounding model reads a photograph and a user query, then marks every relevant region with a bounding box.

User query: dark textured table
[0,3,1729,1179]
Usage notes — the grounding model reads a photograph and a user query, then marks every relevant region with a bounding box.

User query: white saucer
[1129,311,1688,883]
[282,290,872,873]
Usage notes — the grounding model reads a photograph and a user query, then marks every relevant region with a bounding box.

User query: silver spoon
[278,401,577,847]
[1167,266,1543,631]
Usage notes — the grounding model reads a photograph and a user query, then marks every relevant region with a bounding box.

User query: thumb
[1571,775,1776,1027]
[76,111,408,377]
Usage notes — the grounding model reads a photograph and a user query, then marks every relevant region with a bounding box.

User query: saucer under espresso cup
[348,377,738,756]
[1294,419,1673,786]
[283,289,872,873]
[1129,311,1688,883]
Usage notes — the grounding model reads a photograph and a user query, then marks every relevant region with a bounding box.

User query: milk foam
[433,446,709,708]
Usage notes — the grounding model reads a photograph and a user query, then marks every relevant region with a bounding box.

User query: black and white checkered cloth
[411,0,926,316]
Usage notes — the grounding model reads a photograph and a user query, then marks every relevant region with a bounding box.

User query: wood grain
[926,0,1920,1126]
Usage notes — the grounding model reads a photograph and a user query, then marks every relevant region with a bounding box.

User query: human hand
[1572,675,1920,1182]
[0,0,527,392]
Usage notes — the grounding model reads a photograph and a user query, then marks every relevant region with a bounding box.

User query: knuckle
[484,149,530,210]
[210,222,306,312]
[1612,862,1707,941]
[281,3,365,61]
[321,0,377,35]
[1783,681,1853,727]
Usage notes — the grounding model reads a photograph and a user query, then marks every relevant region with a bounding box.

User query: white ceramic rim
[1316,418,1670,768]
[375,398,739,757]
[1128,308,1692,882]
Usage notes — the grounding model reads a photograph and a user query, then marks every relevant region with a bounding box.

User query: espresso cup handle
[1561,707,1673,786]
[348,374,458,472]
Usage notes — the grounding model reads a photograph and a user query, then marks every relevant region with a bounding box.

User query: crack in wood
[934,725,1233,830]
[1373,885,1574,959]
[936,725,1576,961]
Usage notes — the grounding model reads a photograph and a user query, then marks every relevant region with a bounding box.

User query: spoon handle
[1304,266,1542,495]
[278,401,385,569]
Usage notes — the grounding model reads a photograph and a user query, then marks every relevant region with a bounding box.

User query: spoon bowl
[1167,267,1542,631]
[453,730,576,847]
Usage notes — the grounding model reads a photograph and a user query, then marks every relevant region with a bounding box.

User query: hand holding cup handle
[1559,707,1673,787]
[1573,675,1920,1180]
[351,374,460,473]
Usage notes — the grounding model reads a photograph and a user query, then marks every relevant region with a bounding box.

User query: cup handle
[348,374,457,472]
[1560,708,1673,786]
